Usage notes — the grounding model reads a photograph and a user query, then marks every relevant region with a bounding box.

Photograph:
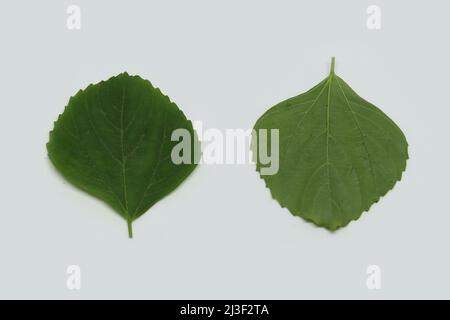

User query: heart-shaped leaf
[253,58,408,230]
[47,73,198,237]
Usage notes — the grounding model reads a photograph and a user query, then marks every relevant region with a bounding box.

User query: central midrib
[119,85,129,218]
[325,71,334,210]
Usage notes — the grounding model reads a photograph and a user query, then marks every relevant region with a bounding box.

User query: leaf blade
[253,58,408,230]
[47,73,198,237]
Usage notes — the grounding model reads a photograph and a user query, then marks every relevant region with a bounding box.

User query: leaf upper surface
[253,58,408,230]
[47,73,198,237]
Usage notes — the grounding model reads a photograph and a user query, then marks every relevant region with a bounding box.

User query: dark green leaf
[47,73,198,237]
[253,58,408,230]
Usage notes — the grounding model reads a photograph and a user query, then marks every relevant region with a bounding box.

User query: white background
[0,0,449,299]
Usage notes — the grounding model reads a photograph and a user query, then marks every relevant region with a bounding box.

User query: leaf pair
[48,58,408,237]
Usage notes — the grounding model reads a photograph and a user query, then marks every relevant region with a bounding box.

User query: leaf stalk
[127,219,133,238]
[330,56,336,75]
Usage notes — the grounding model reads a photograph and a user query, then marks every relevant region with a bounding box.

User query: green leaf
[253,58,408,230]
[47,73,198,238]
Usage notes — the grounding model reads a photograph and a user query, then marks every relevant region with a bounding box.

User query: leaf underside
[253,58,408,230]
[47,73,198,237]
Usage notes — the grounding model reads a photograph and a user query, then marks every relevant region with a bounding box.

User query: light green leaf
[253,58,408,230]
[47,73,198,238]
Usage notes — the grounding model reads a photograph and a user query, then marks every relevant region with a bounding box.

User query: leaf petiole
[127,218,133,238]
[330,56,336,75]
